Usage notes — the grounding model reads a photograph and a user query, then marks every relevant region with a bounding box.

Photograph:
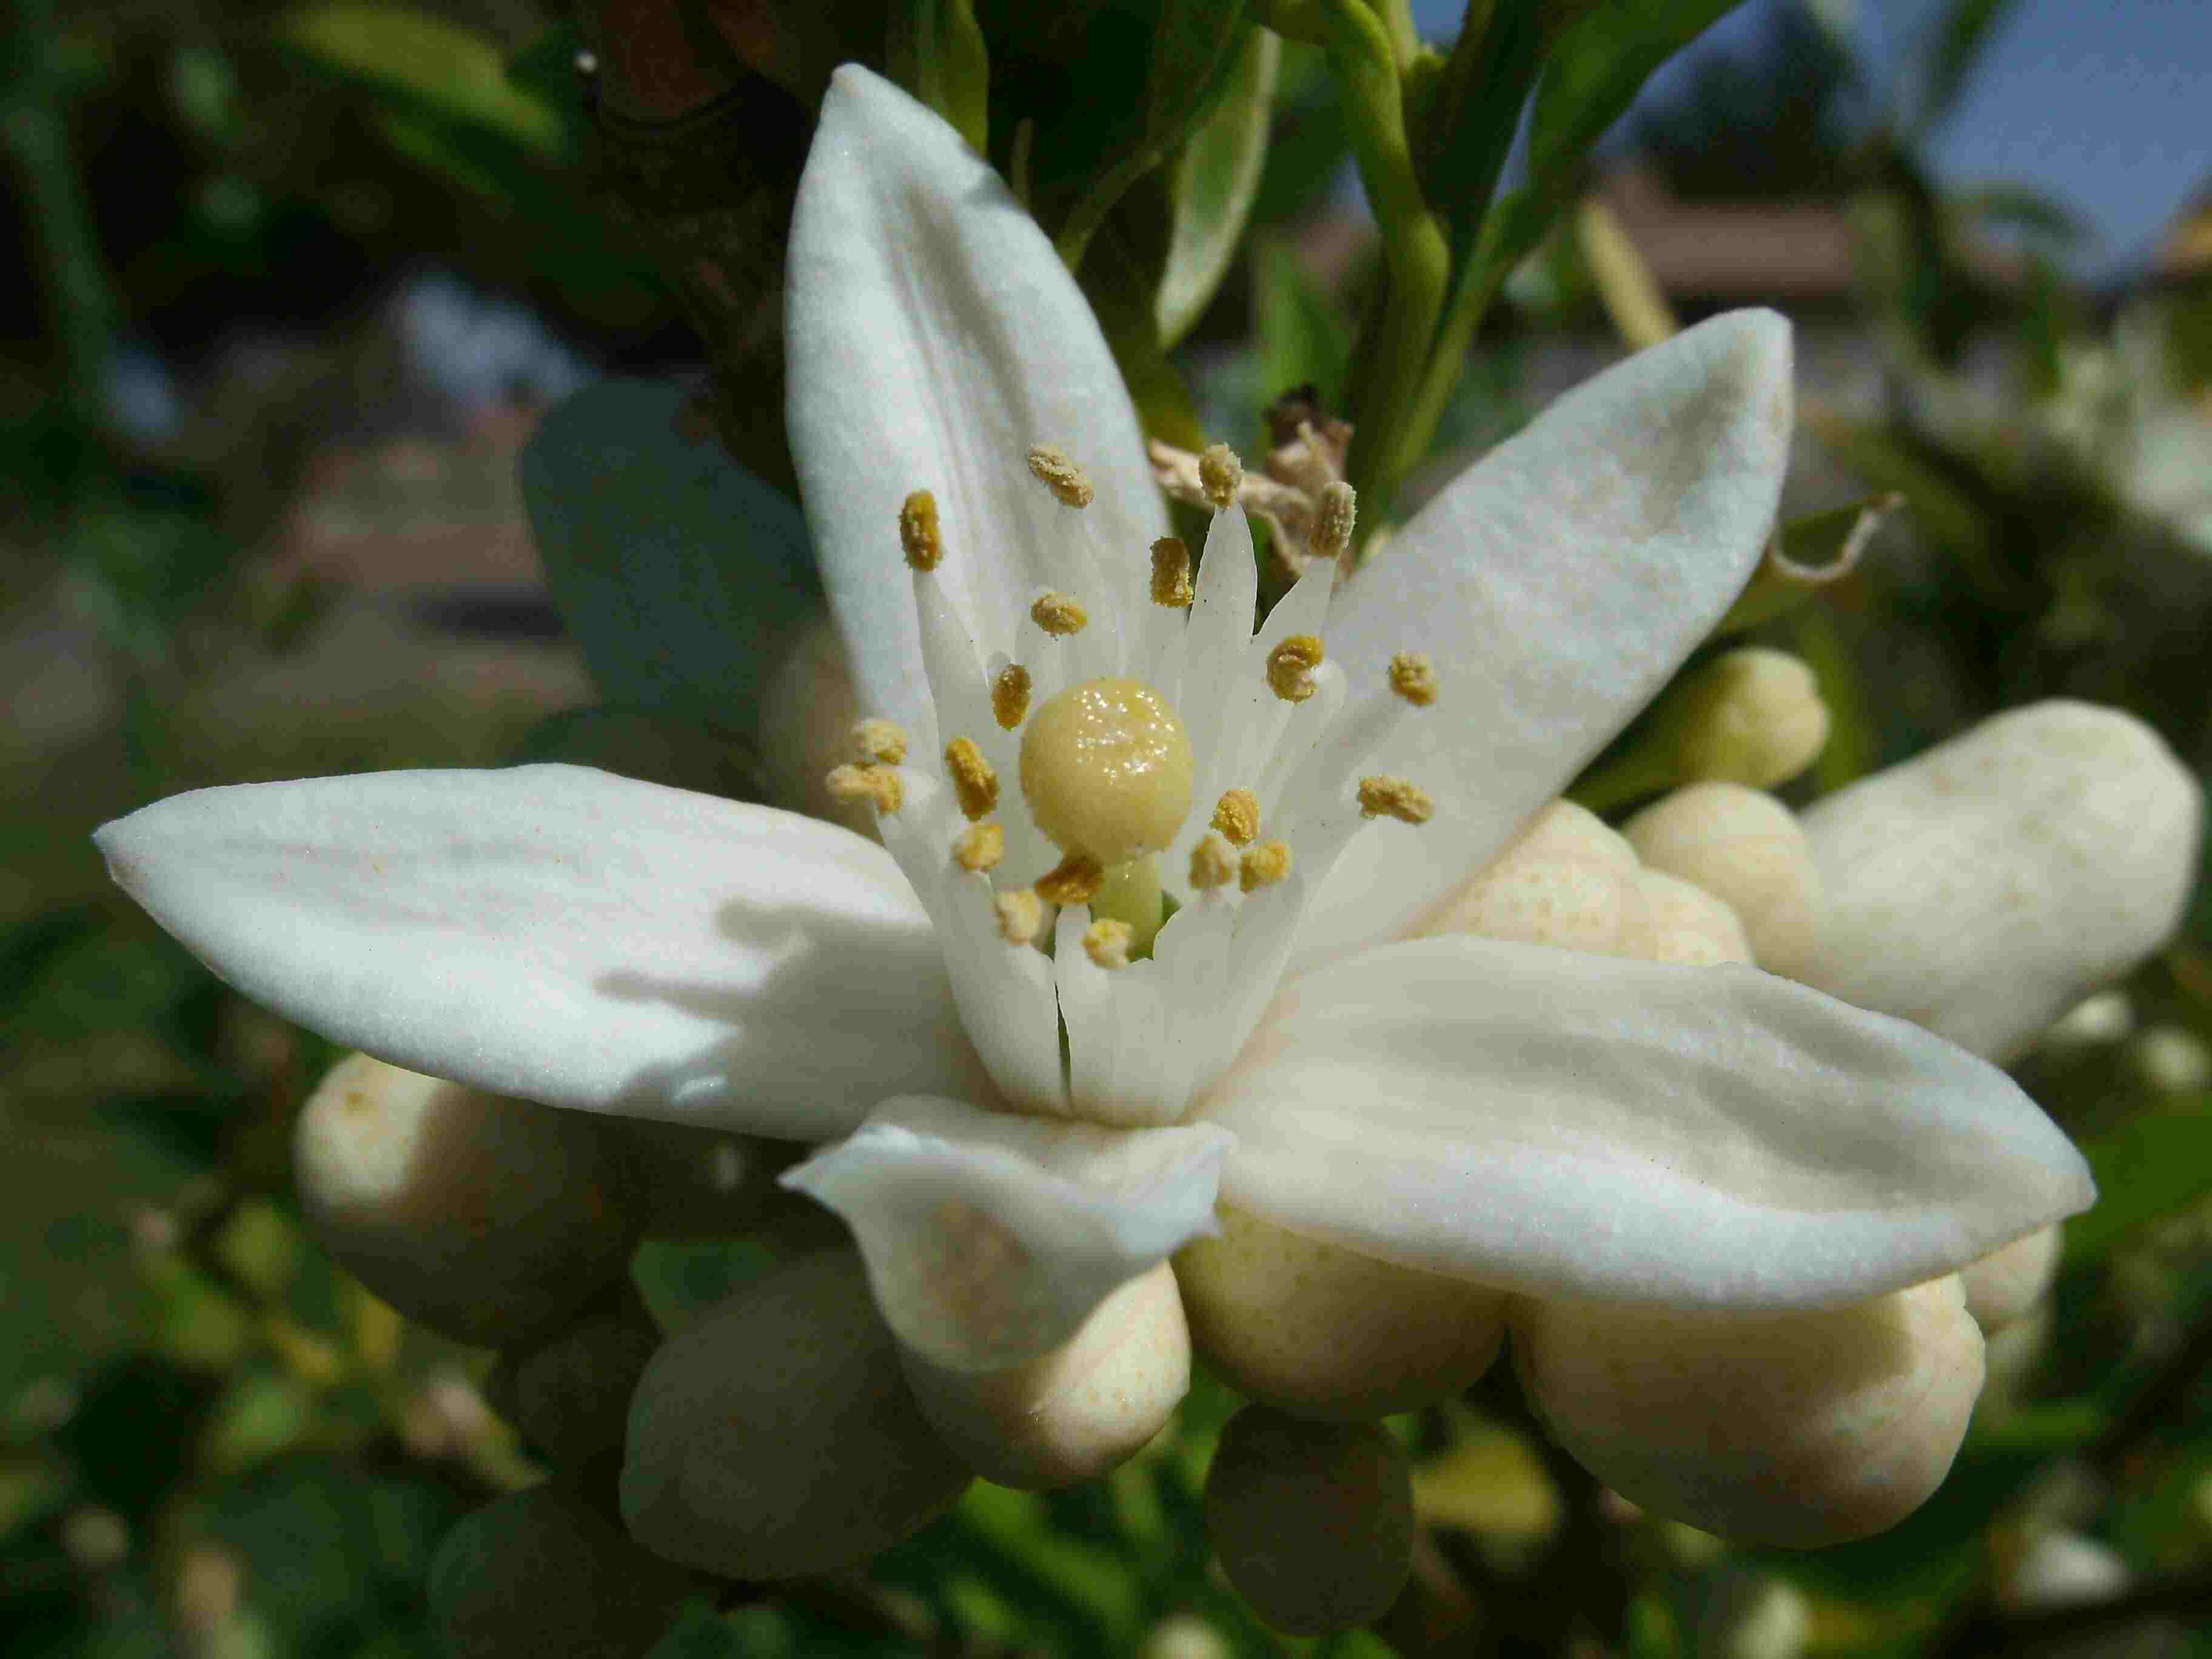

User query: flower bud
[1204,1409,1413,1635]
[1176,1207,1503,1421]
[497,1281,662,1480]
[622,1249,971,1580]
[1658,648,1829,789]
[1624,783,1820,976]
[1996,1529,2130,1612]
[758,612,871,836]
[429,1483,694,1659]
[1635,870,1755,966]
[2131,1024,2211,1093]
[1957,1226,2060,1333]
[1424,800,1653,958]
[1515,1276,1983,1547]
[295,1053,634,1346]
[899,1262,1187,1490]
[1696,1572,1810,1659]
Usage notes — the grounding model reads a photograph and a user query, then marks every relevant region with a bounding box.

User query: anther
[1025,444,1094,508]
[1198,443,1244,510]
[1189,835,1237,891]
[943,737,999,820]
[1150,537,1195,607]
[995,889,1044,946]
[825,763,903,814]
[1211,788,1261,847]
[953,822,1004,873]
[1239,840,1293,893]
[992,663,1033,729]
[1082,919,1133,970]
[1358,776,1434,824]
[1035,852,1106,907]
[851,717,908,765]
[1387,652,1438,708]
[1314,480,1357,564]
[1030,592,1089,636]
[1265,634,1325,703]
[899,491,942,571]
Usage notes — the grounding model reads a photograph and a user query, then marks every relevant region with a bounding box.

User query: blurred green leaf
[200,1369,318,1475]
[2063,1093,2212,1264]
[511,706,764,802]
[278,3,563,154]
[503,24,593,144]
[1156,27,1279,346]
[1249,38,1350,226]
[630,1239,778,1333]
[1255,236,1353,405]
[1144,1,1254,152]
[888,0,992,153]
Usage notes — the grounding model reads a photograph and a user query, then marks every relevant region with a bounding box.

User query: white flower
[95,70,2089,1405]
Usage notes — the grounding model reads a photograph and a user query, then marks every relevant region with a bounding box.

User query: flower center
[1018,677,1193,867]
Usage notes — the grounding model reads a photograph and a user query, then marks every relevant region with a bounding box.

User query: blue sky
[1407,0,2211,273]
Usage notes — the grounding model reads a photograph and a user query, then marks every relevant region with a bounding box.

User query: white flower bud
[429,1484,694,1659]
[1958,1226,2060,1333]
[499,1282,662,1478]
[1140,1614,1234,1659]
[1796,702,2200,1062]
[899,1262,1188,1490]
[1424,800,1653,957]
[1175,1206,1504,1421]
[1624,783,1820,976]
[1696,1572,1810,1659]
[2038,990,2134,1052]
[2131,1024,2211,1093]
[609,1118,805,1239]
[1204,1409,1414,1636]
[1515,1276,1983,1547]
[622,1249,971,1580]
[295,1053,634,1346]
[1996,1529,2131,1612]
[1635,870,1755,966]
[1660,648,1830,789]
[758,612,871,836]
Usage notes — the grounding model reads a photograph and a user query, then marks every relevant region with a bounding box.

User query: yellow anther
[1387,652,1439,708]
[1210,788,1261,847]
[1030,592,1089,636]
[953,821,1004,873]
[851,717,908,765]
[1265,634,1325,703]
[992,663,1033,729]
[1021,679,1195,865]
[1189,835,1237,891]
[1035,851,1106,907]
[1239,840,1293,893]
[1358,775,1434,824]
[943,737,999,820]
[1150,537,1195,607]
[899,490,942,572]
[1199,443,1244,509]
[1314,480,1357,563]
[994,888,1044,946]
[1025,444,1094,508]
[1082,918,1133,970]
[825,763,903,814]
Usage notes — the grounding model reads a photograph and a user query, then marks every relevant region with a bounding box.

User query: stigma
[1019,678,1195,867]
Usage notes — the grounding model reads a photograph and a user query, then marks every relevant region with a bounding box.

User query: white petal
[95,765,990,1139]
[1200,934,2093,1309]
[782,1095,1232,1370]
[786,66,1167,748]
[1795,700,2200,1061]
[1296,312,1795,968]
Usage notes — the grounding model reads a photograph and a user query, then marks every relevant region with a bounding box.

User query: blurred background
[5,1,2211,1654]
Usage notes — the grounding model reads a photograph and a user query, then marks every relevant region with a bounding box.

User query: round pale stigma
[1019,678,1194,866]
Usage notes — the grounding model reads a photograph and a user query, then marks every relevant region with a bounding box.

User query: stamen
[1082,919,1133,970]
[1198,443,1244,509]
[1387,652,1439,707]
[953,822,1005,873]
[1239,840,1293,893]
[992,663,1033,729]
[825,763,903,814]
[1150,537,1195,607]
[1036,852,1106,907]
[1189,834,1238,891]
[994,888,1044,946]
[1210,788,1261,846]
[1030,592,1089,636]
[1358,775,1434,824]
[851,717,908,765]
[1314,480,1357,565]
[899,491,942,571]
[943,737,999,820]
[1265,634,1325,703]
[1025,444,1094,508]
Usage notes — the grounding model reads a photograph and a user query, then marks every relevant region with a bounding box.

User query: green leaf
[518,380,822,726]
[1255,236,1352,406]
[1145,1,1255,152]
[2062,1093,2212,1264]
[276,3,563,154]
[888,0,991,153]
[1156,28,1280,346]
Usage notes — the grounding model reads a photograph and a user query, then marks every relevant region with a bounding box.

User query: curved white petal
[1199,934,2093,1310]
[1796,700,2200,1062]
[786,65,1167,749]
[1296,311,1795,968]
[782,1095,1232,1371]
[95,765,990,1140]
